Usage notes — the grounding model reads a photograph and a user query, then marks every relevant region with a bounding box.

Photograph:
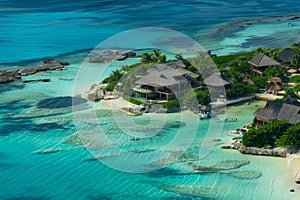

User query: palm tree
[152,49,166,63]
[175,53,191,67]
[141,52,153,63]
[158,54,166,63]
[110,69,123,82]
[121,65,130,72]
[153,49,161,58]
[175,53,184,61]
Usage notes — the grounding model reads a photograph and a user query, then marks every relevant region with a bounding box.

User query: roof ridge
[258,53,265,65]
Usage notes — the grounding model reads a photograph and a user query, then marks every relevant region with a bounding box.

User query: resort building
[133,60,198,101]
[278,48,297,64]
[204,72,232,88]
[266,77,282,95]
[248,53,281,76]
[203,72,232,101]
[254,101,300,126]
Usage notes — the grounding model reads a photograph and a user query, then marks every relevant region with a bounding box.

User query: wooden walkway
[209,95,256,108]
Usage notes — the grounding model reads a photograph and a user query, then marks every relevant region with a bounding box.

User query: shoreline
[100,97,300,190]
[288,153,300,185]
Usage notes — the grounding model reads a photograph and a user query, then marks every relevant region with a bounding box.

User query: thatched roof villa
[278,48,297,64]
[248,53,281,75]
[204,72,232,88]
[133,60,198,101]
[254,101,300,126]
[266,77,282,95]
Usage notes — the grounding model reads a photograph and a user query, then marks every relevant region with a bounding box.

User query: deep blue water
[1,1,300,200]
[1,0,300,64]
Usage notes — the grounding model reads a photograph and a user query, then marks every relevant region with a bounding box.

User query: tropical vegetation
[242,121,289,148]
[101,43,300,108]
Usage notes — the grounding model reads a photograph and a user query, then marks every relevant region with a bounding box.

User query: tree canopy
[242,120,289,148]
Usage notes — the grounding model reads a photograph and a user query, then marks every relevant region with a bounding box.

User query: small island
[85,44,300,185]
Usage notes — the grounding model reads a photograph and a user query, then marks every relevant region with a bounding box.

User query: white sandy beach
[100,97,139,110]
[288,153,300,187]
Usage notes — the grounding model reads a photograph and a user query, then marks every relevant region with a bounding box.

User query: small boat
[59,77,73,81]
[199,112,212,120]
[215,117,237,122]
[121,107,142,116]
[226,130,243,137]
[36,148,61,154]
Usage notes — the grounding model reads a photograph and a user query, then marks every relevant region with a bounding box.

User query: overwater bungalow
[254,101,300,126]
[133,60,198,101]
[248,53,281,76]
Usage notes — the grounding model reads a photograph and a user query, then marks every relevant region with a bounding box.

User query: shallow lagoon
[1,60,299,199]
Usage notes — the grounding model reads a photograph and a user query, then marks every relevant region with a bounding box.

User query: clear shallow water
[1,1,300,199]
[0,54,298,199]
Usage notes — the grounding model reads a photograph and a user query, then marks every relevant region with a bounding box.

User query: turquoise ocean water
[1,1,300,199]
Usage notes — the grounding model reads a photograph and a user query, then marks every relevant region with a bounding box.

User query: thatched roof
[204,72,232,87]
[200,105,211,111]
[278,48,297,63]
[269,77,282,83]
[277,103,300,124]
[243,77,256,86]
[285,96,299,105]
[136,71,179,87]
[165,60,186,68]
[255,101,300,124]
[248,53,280,68]
[266,82,282,92]
[136,61,198,87]
[255,101,282,122]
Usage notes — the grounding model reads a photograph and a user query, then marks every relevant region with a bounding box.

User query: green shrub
[129,98,144,105]
[242,120,289,147]
[122,94,131,101]
[105,82,116,91]
[161,100,180,109]
[290,75,300,83]
[293,85,300,93]
[226,83,258,99]
[276,123,300,147]
[251,76,268,88]
[182,89,210,107]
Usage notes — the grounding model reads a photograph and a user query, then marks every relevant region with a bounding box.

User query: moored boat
[199,112,212,120]
[226,130,243,137]
[215,117,237,122]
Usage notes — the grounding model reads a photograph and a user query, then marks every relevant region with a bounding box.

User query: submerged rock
[42,57,69,66]
[37,96,87,109]
[155,182,224,199]
[193,160,250,172]
[88,50,137,63]
[0,76,14,83]
[0,70,20,83]
[22,78,51,83]
[36,148,61,154]
[224,170,262,180]
[0,58,69,83]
